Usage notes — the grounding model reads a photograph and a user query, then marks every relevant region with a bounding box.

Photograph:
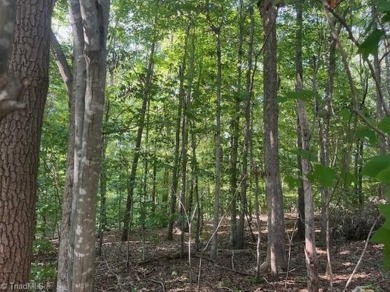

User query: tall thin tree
[258,0,286,276]
[295,2,319,290]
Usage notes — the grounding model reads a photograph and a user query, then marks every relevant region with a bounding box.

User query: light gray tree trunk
[56,1,109,291]
[258,0,286,277]
[56,1,86,290]
[0,0,54,289]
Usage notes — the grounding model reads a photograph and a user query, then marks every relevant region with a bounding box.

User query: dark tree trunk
[0,0,54,288]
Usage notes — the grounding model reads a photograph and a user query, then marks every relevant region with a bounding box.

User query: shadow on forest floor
[90,214,389,292]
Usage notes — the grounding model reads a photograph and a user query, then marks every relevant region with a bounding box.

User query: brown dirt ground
[92,214,390,292]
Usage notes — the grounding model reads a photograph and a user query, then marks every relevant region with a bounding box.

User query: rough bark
[258,0,286,276]
[0,0,53,289]
[0,1,24,120]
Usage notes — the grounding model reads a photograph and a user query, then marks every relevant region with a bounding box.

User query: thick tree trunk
[0,0,53,289]
[259,0,286,276]
[0,1,24,120]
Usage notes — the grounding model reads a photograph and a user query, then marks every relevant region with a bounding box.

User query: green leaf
[278,90,319,103]
[377,167,390,184]
[378,206,390,229]
[285,175,299,189]
[379,116,390,134]
[357,29,385,59]
[309,164,337,187]
[372,201,390,269]
[376,0,390,12]
[371,225,390,243]
[382,12,390,23]
[290,149,317,162]
[356,127,377,144]
[363,155,390,178]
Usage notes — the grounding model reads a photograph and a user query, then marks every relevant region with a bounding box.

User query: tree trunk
[230,0,245,249]
[0,1,24,120]
[319,34,335,246]
[295,3,319,290]
[56,1,84,290]
[210,26,223,261]
[58,1,110,291]
[0,0,53,288]
[258,0,286,276]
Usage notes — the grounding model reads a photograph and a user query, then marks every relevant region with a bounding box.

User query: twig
[148,279,166,292]
[284,215,297,290]
[102,246,127,292]
[197,257,202,292]
[343,215,380,292]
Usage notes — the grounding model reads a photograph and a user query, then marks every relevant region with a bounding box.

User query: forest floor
[89,214,389,292]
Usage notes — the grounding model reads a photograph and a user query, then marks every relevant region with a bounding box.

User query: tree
[258,0,286,276]
[295,2,319,290]
[56,1,110,291]
[0,0,54,288]
[0,1,24,120]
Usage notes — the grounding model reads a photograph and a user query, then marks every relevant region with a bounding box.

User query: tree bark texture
[56,1,85,290]
[0,0,53,289]
[57,1,109,291]
[259,0,287,276]
[0,1,24,120]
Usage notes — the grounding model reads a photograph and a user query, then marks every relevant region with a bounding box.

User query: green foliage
[309,164,337,187]
[376,0,390,13]
[378,117,390,134]
[356,127,377,145]
[30,262,56,284]
[31,239,56,284]
[357,29,385,59]
[365,155,390,269]
[278,90,319,103]
[363,155,390,178]
[290,149,318,162]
